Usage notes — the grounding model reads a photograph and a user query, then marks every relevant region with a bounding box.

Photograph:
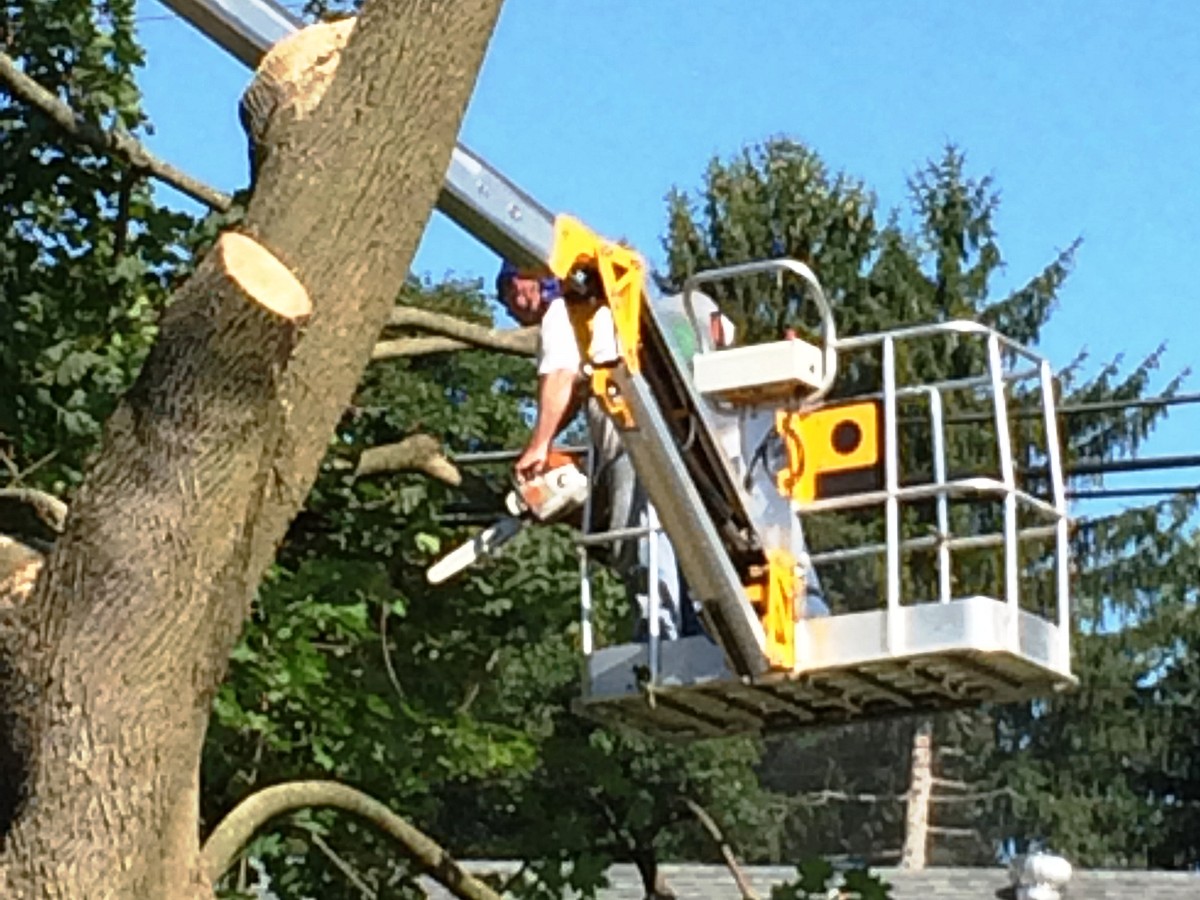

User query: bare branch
[309,831,378,899]
[930,777,970,791]
[373,336,481,360]
[201,780,502,900]
[380,307,537,358]
[682,798,759,900]
[356,434,461,485]
[793,789,899,807]
[380,601,405,701]
[0,50,234,213]
[929,787,1016,804]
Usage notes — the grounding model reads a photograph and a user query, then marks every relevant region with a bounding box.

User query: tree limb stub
[240,17,356,185]
[356,434,461,485]
[201,780,501,900]
[218,232,312,322]
[0,49,234,213]
[0,537,42,611]
[0,488,68,543]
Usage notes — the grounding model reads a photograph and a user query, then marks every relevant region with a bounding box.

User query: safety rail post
[987,334,1020,651]
[882,336,901,652]
[1039,359,1072,671]
[928,387,952,604]
[579,440,597,659]
[647,504,662,687]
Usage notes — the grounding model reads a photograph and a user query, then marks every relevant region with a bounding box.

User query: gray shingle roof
[420,862,1200,900]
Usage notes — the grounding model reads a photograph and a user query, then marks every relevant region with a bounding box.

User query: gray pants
[585,400,690,640]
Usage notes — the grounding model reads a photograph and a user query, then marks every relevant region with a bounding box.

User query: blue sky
[133,0,1199,504]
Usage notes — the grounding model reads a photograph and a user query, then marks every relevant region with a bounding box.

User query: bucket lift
[575,264,1075,739]
[159,0,1076,739]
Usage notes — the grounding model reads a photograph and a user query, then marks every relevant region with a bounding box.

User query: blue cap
[496,259,561,304]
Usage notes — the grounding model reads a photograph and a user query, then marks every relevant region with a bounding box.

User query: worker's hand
[514,442,549,483]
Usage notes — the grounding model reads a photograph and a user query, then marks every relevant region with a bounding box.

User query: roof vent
[1010,852,1073,900]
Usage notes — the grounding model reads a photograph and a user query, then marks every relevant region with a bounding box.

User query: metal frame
[576,317,1075,738]
[683,259,839,403]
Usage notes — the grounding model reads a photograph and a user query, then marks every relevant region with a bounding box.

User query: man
[495,260,691,639]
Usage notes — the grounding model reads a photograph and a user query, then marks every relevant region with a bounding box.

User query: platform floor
[577,596,1074,739]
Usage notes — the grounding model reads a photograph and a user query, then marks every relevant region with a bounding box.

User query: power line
[1067,485,1200,501]
[907,391,1200,427]
[1056,453,1200,480]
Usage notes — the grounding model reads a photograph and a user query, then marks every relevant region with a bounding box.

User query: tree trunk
[632,846,675,900]
[900,717,934,870]
[0,1,502,896]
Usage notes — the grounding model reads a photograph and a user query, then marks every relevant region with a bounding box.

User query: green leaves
[769,859,893,900]
[1,0,196,488]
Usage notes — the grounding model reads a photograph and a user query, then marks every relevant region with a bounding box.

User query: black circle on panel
[831,420,862,456]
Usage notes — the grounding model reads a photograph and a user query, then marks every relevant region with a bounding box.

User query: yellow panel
[745,549,798,670]
[776,400,882,504]
[551,215,646,377]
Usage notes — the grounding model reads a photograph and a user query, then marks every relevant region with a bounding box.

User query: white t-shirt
[537,298,619,376]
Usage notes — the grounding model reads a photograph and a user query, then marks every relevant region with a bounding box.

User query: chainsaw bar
[426,516,526,585]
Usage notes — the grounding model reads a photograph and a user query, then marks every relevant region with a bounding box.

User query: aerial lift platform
[160,0,1076,739]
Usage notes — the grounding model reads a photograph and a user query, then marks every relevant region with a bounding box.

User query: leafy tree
[0,0,193,490]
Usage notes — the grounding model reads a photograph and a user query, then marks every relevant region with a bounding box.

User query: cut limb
[201,780,501,900]
[239,17,356,185]
[0,0,504,896]
[0,536,42,610]
[356,434,461,485]
[216,232,311,321]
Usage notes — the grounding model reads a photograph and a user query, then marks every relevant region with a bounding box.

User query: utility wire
[906,390,1200,426]
[1067,485,1200,501]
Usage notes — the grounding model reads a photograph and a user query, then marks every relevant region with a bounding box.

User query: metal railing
[577,317,1073,685]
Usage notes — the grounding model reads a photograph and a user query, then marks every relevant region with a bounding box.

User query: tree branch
[373,336,479,360]
[928,787,1016,804]
[682,798,758,900]
[379,307,537,358]
[793,789,899,807]
[201,780,502,900]
[0,49,234,212]
[356,434,461,485]
[308,831,378,899]
[0,487,68,540]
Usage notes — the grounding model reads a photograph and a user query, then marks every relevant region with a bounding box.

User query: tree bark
[631,846,675,900]
[900,717,934,870]
[0,1,502,896]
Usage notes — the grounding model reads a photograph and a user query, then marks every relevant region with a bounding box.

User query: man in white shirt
[496,260,691,639]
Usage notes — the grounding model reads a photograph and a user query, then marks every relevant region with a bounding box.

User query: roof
[419,862,1200,900]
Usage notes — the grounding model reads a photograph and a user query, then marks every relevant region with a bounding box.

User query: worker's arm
[515,367,578,481]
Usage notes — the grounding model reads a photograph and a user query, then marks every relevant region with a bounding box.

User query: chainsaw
[426,451,589,584]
